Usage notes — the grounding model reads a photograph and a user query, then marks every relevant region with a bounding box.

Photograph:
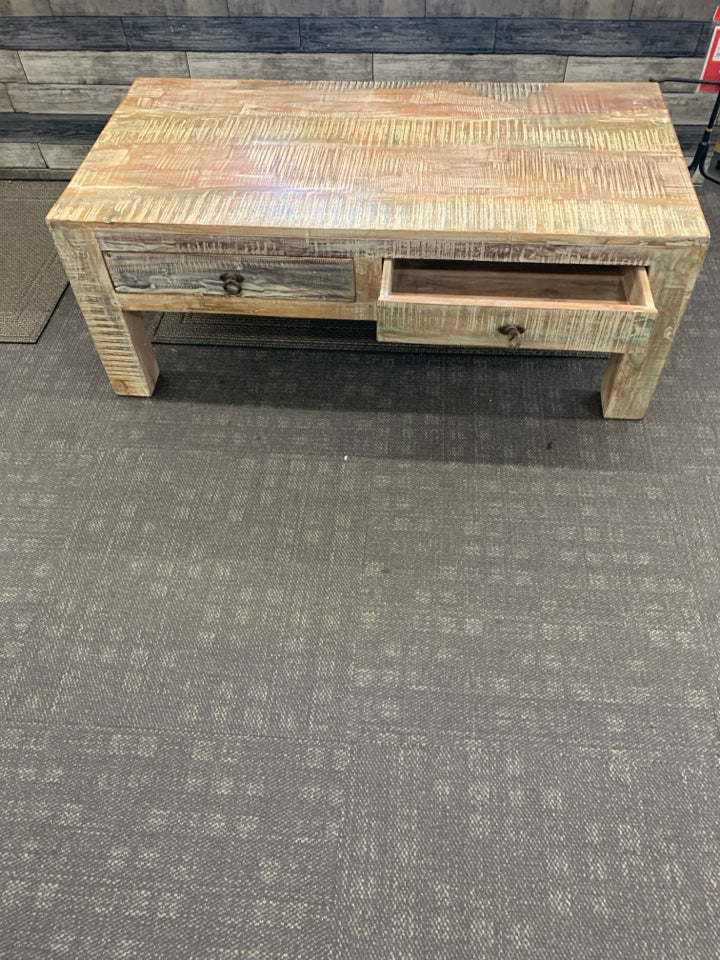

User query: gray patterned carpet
[1,187,719,959]
[0,181,67,343]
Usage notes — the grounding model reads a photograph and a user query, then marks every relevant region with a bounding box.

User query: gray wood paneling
[427,1,632,17]
[0,17,128,51]
[565,56,705,90]
[188,52,372,79]
[631,0,716,20]
[123,17,300,52]
[0,50,25,82]
[300,17,497,53]
[229,0,423,13]
[7,82,130,113]
[373,53,566,82]
[50,1,229,12]
[695,22,714,56]
[664,91,718,124]
[495,18,703,56]
[674,124,707,152]
[0,142,45,165]
[0,113,109,141]
[0,83,12,111]
[20,51,189,84]
[0,0,52,13]
[0,166,73,177]
[38,142,91,167]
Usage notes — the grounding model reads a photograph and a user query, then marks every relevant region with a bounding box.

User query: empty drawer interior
[379,259,656,314]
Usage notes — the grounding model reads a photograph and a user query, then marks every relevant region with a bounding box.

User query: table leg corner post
[600,245,707,420]
[48,222,160,398]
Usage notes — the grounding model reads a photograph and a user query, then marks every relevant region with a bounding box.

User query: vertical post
[49,222,159,397]
[601,244,708,419]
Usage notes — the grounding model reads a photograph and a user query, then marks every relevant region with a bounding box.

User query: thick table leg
[49,222,159,396]
[601,245,708,419]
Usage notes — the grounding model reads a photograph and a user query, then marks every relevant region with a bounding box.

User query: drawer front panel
[377,260,656,353]
[377,301,654,353]
[105,251,356,301]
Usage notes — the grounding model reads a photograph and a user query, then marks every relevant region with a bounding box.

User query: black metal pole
[651,77,720,185]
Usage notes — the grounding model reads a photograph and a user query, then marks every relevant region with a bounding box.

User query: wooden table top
[48,78,709,246]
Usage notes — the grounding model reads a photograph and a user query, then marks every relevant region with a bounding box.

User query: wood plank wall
[0,0,718,175]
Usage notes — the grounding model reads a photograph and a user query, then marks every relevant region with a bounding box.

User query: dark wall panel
[123,17,300,52]
[299,18,496,54]
[0,17,127,51]
[495,18,704,57]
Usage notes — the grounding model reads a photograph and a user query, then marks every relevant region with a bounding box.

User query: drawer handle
[220,272,244,295]
[498,323,526,348]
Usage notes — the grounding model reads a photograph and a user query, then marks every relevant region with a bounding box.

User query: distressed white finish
[47,79,709,418]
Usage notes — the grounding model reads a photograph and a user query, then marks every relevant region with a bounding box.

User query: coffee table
[46,78,710,419]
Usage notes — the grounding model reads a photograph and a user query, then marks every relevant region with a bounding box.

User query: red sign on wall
[699,6,720,92]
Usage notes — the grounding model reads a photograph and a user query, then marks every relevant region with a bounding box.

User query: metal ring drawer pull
[220,272,244,295]
[498,323,526,348]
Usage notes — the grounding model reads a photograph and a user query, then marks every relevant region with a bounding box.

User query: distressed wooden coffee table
[47,78,709,419]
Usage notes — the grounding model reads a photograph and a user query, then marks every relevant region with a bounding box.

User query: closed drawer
[377,259,657,353]
[104,251,356,301]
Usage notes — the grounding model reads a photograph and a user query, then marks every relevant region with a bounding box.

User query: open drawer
[377,259,657,353]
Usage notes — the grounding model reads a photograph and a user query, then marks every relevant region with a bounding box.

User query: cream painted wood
[46,79,710,417]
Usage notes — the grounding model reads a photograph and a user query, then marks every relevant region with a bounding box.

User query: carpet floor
[0,187,719,959]
[0,181,67,343]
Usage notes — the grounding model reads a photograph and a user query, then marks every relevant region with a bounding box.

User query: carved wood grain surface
[95,231,655,267]
[377,300,654,354]
[48,78,709,247]
[104,251,356,300]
